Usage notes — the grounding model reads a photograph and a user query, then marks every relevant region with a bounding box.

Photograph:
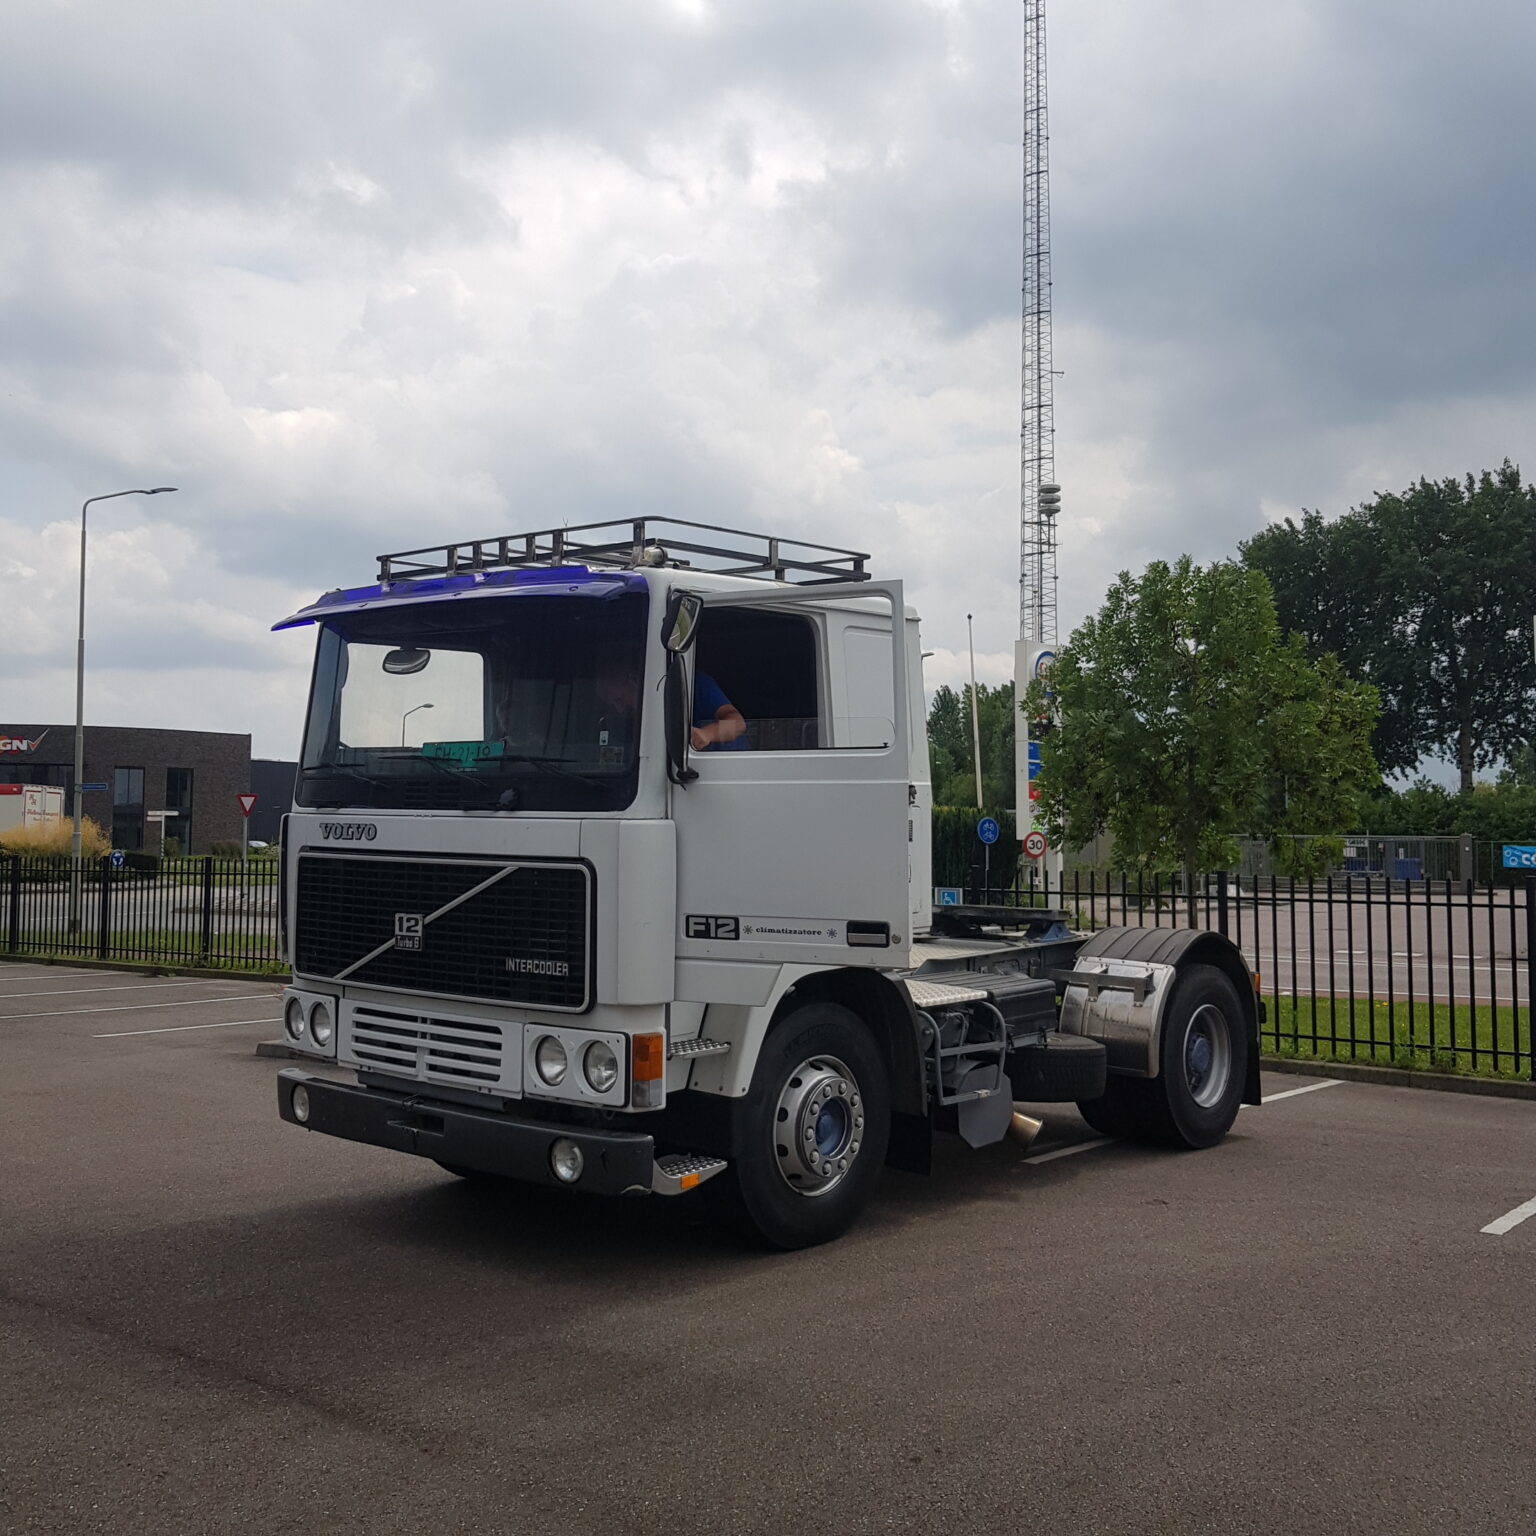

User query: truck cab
[275,519,1259,1247]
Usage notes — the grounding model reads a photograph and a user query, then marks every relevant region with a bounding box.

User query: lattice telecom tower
[1019,0,1058,647]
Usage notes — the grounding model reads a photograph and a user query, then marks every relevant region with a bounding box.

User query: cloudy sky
[3,0,1534,762]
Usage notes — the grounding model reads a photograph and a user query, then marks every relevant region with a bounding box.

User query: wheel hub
[773,1054,863,1197]
[1183,1004,1232,1109]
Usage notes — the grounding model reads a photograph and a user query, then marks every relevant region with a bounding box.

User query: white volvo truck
[275,519,1259,1247]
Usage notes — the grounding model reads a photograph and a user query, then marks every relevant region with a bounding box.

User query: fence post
[1216,870,1230,938]
[1526,877,1536,1082]
[6,854,20,953]
[199,856,215,959]
[96,857,112,960]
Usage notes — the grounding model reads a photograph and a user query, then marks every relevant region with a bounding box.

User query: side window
[693,608,822,751]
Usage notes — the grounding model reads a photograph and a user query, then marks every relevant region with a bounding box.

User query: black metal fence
[1,854,282,972]
[974,869,1536,1081]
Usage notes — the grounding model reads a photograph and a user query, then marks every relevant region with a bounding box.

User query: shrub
[162,836,183,858]
[209,839,244,858]
[0,815,111,858]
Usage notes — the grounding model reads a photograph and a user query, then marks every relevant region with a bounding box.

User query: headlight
[550,1137,584,1183]
[291,1083,311,1123]
[534,1035,568,1086]
[308,999,334,1046]
[583,1040,619,1094]
[283,996,306,1041]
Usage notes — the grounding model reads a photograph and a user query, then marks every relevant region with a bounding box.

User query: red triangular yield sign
[237,793,258,817]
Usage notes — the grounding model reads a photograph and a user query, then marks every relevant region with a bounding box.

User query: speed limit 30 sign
[1023,830,1048,860]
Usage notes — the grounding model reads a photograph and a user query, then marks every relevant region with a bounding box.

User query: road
[2,961,1534,1534]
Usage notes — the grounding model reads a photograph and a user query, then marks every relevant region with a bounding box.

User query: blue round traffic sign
[977,816,1000,846]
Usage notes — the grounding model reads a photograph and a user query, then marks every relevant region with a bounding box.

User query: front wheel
[704,1001,890,1249]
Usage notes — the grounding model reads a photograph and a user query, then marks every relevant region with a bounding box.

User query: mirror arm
[664,655,697,786]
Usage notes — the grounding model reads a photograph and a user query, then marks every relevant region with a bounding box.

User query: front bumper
[277,1070,656,1195]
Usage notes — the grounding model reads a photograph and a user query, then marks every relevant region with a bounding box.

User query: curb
[0,953,286,986]
[1263,1054,1536,1102]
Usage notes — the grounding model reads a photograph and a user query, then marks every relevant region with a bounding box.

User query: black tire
[1142,963,1248,1148]
[1076,963,1248,1148]
[1008,1033,1107,1102]
[1075,1076,1153,1140]
[703,1001,890,1250]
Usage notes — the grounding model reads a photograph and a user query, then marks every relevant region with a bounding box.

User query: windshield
[298,590,649,812]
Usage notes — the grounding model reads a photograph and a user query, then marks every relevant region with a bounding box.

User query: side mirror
[661,591,702,654]
[383,647,431,675]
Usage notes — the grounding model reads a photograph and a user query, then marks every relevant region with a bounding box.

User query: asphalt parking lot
[3,962,1534,1535]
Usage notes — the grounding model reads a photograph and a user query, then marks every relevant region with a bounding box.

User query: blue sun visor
[272,565,646,630]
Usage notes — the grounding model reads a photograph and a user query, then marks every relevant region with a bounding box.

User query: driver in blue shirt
[692,672,748,751]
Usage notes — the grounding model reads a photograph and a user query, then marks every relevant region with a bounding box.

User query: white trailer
[274,520,1259,1247]
[0,784,65,835]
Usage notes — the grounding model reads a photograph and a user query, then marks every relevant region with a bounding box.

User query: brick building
[0,724,250,854]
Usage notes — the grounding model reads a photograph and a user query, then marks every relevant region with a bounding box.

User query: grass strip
[1262,996,1531,1080]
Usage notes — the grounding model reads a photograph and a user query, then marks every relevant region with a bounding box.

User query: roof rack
[375,517,871,586]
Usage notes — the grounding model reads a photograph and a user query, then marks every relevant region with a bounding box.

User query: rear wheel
[704,1001,890,1249]
[1144,963,1247,1147]
[1076,963,1247,1149]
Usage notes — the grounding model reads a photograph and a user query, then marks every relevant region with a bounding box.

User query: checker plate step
[669,1037,730,1059]
[906,978,990,1009]
[653,1153,729,1195]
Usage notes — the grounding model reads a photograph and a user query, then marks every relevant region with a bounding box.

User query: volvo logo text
[319,822,378,841]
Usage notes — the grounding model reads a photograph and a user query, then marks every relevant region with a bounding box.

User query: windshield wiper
[494,746,605,790]
[300,764,393,802]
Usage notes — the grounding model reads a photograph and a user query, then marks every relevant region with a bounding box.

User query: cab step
[652,1153,729,1195]
[669,1037,731,1059]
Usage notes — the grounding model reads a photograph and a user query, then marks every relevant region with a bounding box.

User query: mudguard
[1055,926,1262,1106]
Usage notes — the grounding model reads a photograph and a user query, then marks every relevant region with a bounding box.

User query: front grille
[349,1004,508,1088]
[295,853,591,1010]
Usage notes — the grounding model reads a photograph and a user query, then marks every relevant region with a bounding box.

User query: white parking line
[0,980,222,1000]
[2,993,274,1021]
[94,1017,280,1038]
[1252,1080,1344,1104]
[1025,1138,1110,1165]
[1025,1077,1344,1164]
[1481,1196,1536,1236]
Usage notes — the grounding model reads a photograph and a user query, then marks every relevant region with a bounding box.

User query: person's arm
[691,701,745,750]
[691,672,746,750]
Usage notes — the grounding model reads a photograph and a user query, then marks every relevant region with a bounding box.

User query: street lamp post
[401,702,434,746]
[69,486,177,931]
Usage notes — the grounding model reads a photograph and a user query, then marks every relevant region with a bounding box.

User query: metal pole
[68,499,89,931]
[967,615,984,808]
[401,701,434,747]
[67,486,177,931]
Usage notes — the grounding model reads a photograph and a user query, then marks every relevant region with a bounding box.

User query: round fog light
[534,1035,568,1086]
[283,996,306,1041]
[308,999,334,1046]
[583,1040,619,1094]
[550,1137,584,1184]
[291,1083,311,1123]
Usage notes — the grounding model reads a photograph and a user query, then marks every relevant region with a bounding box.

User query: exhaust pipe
[1009,1109,1044,1148]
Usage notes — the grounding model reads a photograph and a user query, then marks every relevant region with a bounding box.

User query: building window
[165,767,193,853]
[112,767,145,851]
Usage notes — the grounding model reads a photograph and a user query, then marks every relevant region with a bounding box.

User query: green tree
[1027,557,1379,917]
[1242,462,1536,792]
[926,681,1016,808]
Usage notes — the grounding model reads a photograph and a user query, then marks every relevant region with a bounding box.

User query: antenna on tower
[1019,0,1057,648]
[1015,0,1061,874]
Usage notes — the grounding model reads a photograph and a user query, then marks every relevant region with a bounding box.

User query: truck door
[673,581,913,971]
